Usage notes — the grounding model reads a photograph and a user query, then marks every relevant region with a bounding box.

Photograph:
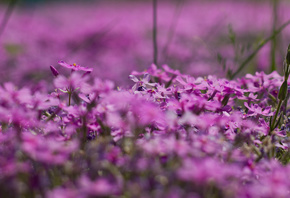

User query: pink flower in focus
[244,102,274,117]
[58,61,93,72]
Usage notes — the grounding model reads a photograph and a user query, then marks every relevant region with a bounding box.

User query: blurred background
[0,0,290,87]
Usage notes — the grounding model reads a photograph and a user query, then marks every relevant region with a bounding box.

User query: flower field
[1,0,290,197]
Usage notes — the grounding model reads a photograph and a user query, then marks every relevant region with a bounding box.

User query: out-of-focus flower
[54,72,88,91]
[48,188,82,198]
[78,175,119,196]
[22,133,79,165]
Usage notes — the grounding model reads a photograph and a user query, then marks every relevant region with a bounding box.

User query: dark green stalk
[270,0,279,72]
[68,86,72,106]
[81,116,87,150]
[270,99,282,132]
[230,20,290,79]
[153,0,158,65]
[46,167,62,187]
[283,90,289,117]
[269,44,290,133]
[0,0,18,39]
[68,92,72,106]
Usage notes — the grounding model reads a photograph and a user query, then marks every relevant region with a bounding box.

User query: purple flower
[129,73,156,92]
[175,75,207,93]
[131,64,171,82]
[244,102,274,117]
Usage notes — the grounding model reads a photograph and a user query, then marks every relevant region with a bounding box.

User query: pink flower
[129,73,156,92]
[244,102,274,117]
[58,61,93,72]
[53,72,88,91]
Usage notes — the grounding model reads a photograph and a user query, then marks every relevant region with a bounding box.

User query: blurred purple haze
[0,0,290,86]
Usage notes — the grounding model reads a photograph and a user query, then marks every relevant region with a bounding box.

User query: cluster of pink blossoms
[0,60,289,197]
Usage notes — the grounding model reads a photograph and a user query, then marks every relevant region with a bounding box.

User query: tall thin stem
[270,99,282,133]
[270,0,279,72]
[0,0,18,39]
[153,0,158,65]
[68,86,72,106]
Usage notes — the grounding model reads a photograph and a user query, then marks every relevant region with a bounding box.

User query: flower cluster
[0,61,289,197]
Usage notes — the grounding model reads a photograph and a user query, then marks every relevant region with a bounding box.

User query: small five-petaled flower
[58,60,93,72]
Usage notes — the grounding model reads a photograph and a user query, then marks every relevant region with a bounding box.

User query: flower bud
[278,81,288,100]
[50,65,59,77]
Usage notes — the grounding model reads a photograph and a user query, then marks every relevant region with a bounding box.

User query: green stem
[283,91,289,117]
[68,92,71,106]
[81,116,87,150]
[68,87,72,106]
[230,20,290,79]
[270,99,282,132]
[270,0,279,72]
[153,0,158,65]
